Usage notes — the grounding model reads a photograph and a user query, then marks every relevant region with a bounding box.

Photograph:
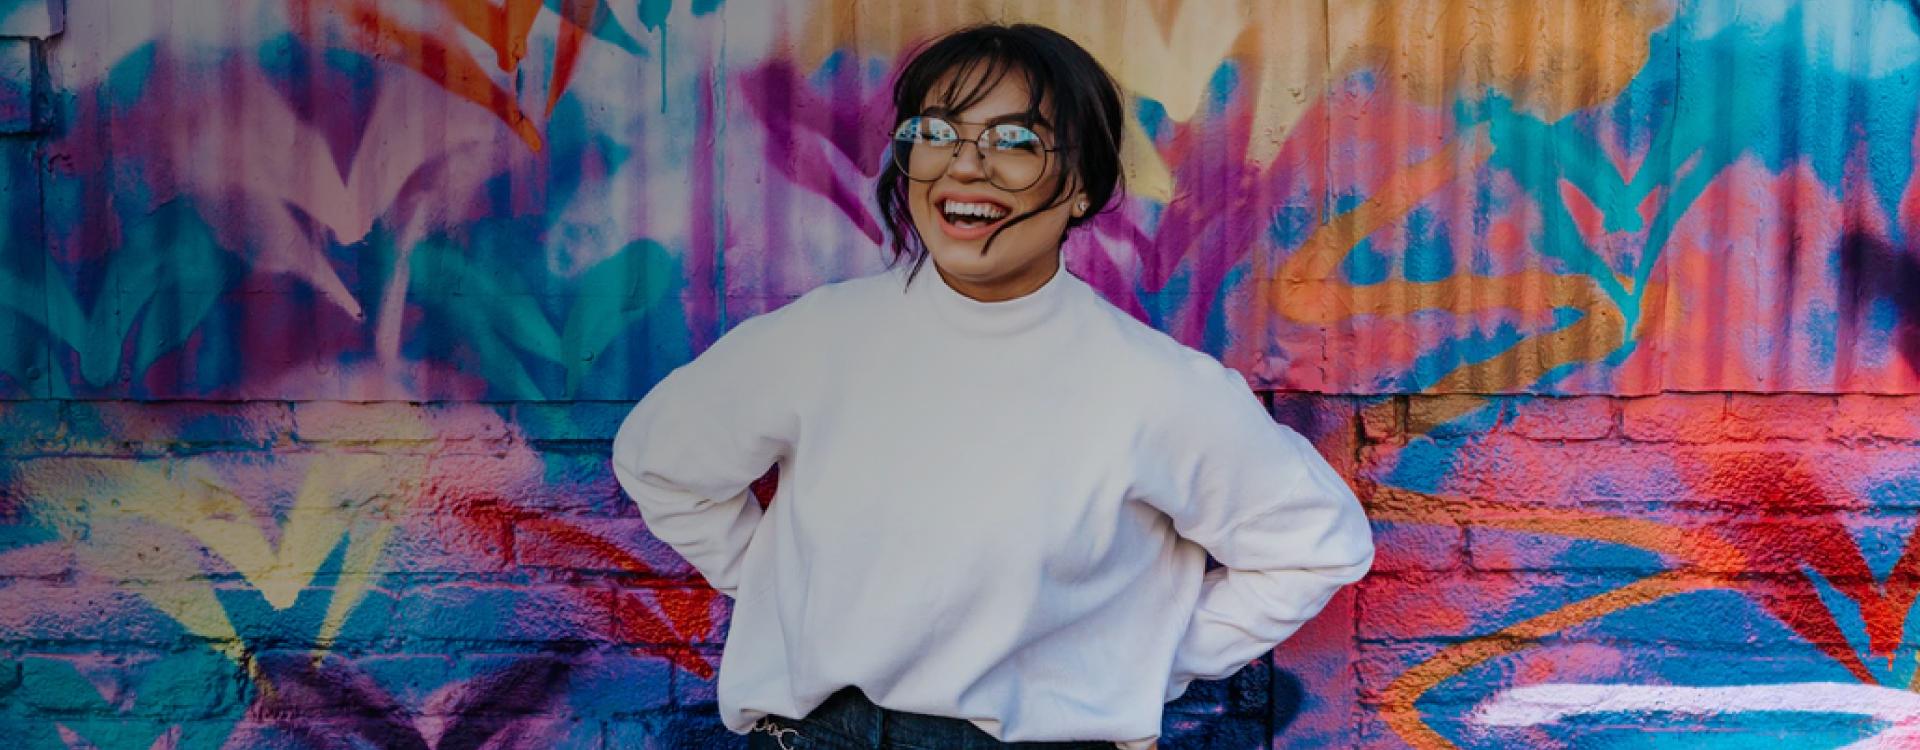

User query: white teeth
[941,200,1008,220]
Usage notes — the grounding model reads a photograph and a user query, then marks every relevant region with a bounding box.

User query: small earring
[1076,200,1089,215]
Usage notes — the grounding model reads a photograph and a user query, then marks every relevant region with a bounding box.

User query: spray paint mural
[2,0,1919,747]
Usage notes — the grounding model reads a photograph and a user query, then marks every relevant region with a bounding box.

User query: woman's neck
[930,248,1063,302]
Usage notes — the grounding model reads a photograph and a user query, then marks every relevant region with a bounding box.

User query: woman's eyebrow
[920,106,1051,129]
[1001,112,1052,129]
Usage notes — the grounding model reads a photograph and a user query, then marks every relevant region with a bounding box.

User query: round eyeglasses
[889,115,1062,192]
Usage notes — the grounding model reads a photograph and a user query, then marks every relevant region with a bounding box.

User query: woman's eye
[992,126,1041,151]
[896,117,958,143]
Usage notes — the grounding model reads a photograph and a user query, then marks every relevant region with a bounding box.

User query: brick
[67,401,295,450]
[609,586,723,647]
[391,584,614,643]
[511,402,633,442]
[1619,394,1727,443]
[513,517,696,579]
[15,656,106,714]
[1508,397,1615,440]
[511,451,631,516]
[1369,519,1464,573]
[668,645,724,708]
[1359,398,1403,443]
[419,403,513,442]
[1465,523,1668,573]
[0,581,187,646]
[291,402,435,443]
[567,649,673,715]
[1161,714,1266,748]
[116,650,243,718]
[1270,395,1361,476]
[0,400,63,454]
[1355,572,1705,642]
[1407,395,1498,438]
[1352,641,1450,705]
[0,537,72,579]
[1834,395,1920,441]
[604,709,736,747]
[1357,640,1875,713]
[1724,394,1834,441]
[203,579,396,647]
[295,651,453,708]
[443,652,590,716]
[383,508,514,575]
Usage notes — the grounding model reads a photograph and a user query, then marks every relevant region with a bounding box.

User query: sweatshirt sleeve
[1141,357,1375,702]
[610,309,801,597]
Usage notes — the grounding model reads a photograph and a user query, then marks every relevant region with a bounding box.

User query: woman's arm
[1140,358,1375,701]
[610,312,800,597]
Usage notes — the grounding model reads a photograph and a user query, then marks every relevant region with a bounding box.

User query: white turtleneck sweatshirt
[610,255,1374,748]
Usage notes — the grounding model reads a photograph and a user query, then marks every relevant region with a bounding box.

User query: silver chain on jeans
[750,716,802,750]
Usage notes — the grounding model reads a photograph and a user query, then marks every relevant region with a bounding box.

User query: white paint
[1474,681,1920,748]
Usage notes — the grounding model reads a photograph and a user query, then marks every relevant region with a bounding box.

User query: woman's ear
[1072,192,1090,218]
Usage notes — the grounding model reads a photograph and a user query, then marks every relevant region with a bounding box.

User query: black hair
[874,23,1127,286]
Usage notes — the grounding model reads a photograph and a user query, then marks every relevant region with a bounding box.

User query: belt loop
[865,688,887,747]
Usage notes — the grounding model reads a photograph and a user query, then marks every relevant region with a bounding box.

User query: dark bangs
[874,23,1126,285]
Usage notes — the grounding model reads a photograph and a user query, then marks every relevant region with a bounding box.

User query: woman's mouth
[935,197,1012,240]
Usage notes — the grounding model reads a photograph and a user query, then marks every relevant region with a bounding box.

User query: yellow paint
[1328,0,1677,119]
[17,444,427,665]
[780,0,1303,202]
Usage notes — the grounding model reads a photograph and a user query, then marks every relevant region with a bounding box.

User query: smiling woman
[874,23,1126,302]
[611,21,1374,750]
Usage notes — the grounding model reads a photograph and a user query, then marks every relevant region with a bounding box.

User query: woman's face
[905,69,1085,302]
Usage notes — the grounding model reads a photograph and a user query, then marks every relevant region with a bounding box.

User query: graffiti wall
[2,0,1918,747]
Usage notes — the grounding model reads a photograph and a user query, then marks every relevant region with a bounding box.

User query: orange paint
[1269,124,1634,391]
[546,0,598,118]
[322,0,547,151]
[304,0,613,153]
[1342,0,1676,120]
[440,0,544,71]
[1378,572,1710,749]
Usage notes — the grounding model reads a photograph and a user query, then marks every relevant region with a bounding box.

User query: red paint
[1685,452,1901,681]
[1559,178,1605,247]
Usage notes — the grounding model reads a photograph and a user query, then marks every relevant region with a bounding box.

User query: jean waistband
[791,686,1117,749]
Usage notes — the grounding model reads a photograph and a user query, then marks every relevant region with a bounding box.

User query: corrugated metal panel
[5,0,1918,398]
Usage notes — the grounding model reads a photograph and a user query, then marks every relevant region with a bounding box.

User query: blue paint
[545,97,632,220]
[1144,265,1190,331]
[1381,434,1475,494]
[1340,236,1390,285]
[1135,97,1168,143]
[1401,207,1456,283]
[1203,262,1246,354]
[1205,61,1238,116]
[638,0,672,31]
[4,653,245,750]
[1399,309,1580,392]
[1268,204,1317,249]
[401,215,690,400]
[1801,565,1907,687]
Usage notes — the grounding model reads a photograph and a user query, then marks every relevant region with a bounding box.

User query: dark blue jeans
[745,686,1120,749]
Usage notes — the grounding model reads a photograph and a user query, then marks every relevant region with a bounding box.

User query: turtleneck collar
[903,253,1073,337]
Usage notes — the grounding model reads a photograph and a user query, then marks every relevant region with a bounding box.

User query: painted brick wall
[5,1,1920,748]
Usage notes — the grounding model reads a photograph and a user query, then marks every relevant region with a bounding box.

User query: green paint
[638,0,672,31]
[408,233,680,399]
[1,200,234,394]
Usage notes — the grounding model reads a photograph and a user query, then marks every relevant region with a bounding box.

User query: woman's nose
[946,140,988,180]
